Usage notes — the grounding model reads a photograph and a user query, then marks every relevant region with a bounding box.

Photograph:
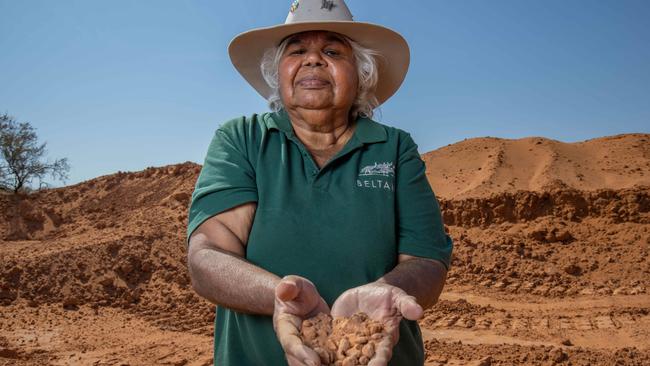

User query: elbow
[186,235,236,304]
[186,234,211,298]
[187,250,204,297]
[187,250,220,303]
[423,259,448,309]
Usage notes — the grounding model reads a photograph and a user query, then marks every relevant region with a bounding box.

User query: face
[278,31,358,113]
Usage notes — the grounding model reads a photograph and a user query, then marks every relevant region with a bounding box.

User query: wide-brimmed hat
[228,0,410,107]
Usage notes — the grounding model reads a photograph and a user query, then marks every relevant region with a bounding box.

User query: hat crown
[285,0,353,23]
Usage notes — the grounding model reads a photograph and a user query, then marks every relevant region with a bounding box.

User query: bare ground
[2,134,650,365]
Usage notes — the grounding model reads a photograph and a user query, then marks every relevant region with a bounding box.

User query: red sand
[1,133,649,365]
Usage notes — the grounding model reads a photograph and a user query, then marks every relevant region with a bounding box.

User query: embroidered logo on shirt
[359,162,395,177]
[357,162,395,191]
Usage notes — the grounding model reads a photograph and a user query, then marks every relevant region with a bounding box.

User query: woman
[186,1,453,365]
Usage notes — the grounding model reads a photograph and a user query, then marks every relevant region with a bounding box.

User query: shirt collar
[265,110,293,135]
[266,110,387,144]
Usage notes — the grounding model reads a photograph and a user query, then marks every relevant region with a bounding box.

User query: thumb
[276,278,300,302]
[396,294,423,321]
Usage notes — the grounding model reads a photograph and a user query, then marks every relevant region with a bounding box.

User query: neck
[286,107,354,150]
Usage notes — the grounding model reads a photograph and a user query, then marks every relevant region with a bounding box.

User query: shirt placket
[287,132,364,189]
[287,135,321,184]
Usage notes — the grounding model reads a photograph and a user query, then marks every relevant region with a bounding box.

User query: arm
[187,201,279,315]
[378,254,448,310]
[187,202,327,366]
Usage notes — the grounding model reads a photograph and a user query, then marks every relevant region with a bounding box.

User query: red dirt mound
[423,133,650,200]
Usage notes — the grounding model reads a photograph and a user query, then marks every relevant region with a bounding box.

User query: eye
[288,48,306,55]
[324,49,340,57]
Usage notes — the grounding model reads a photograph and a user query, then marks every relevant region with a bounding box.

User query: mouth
[296,76,330,89]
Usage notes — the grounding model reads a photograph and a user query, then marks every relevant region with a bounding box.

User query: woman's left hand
[330,282,423,366]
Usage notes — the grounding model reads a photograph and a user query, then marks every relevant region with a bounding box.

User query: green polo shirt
[187,110,453,366]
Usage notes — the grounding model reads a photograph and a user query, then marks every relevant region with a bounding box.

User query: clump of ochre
[300,312,387,366]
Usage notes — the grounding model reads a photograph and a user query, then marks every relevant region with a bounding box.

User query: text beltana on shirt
[356,162,395,191]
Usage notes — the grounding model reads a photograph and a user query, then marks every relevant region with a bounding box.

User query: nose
[302,49,326,67]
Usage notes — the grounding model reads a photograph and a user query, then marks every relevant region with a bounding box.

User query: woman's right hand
[273,275,330,366]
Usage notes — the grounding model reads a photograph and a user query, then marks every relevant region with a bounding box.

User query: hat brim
[228,21,410,107]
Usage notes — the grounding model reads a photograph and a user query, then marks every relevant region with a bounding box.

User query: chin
[293,97,334,110]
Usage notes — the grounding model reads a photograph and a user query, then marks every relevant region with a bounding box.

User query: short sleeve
[186,127,258,243]
[396,133,453,270]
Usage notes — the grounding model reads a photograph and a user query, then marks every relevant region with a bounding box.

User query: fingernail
[305,360,317,366]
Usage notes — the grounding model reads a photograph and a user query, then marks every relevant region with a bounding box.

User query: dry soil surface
[1,133,649,365]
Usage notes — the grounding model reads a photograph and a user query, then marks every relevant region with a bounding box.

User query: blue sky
[1,0,649,186]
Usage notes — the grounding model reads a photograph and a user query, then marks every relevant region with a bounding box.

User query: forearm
[189,247,280,315]
[377,258,447,309]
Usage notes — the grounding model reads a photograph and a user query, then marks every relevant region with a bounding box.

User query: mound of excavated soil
[441,188,650,298]
[1,133,649,365]
[423,133,650,200]
[0,163,214,336]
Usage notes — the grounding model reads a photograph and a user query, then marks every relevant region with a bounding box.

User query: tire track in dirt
[421,293,650,348]
[420,292,650,365]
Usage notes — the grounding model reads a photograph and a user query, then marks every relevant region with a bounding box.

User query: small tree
[0,113,70,193]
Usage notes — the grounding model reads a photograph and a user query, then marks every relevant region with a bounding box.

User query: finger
[275,312,302,339]
[367,334,394,366]
[276,278,300,302]
[286,353,318,366]
[285,343,320,366]
[285,354,303,366]
[381,318,401,351]
[396,294,423,321]
[276,315,320,366]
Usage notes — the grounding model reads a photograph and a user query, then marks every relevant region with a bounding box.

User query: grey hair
[260,34,381,119]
